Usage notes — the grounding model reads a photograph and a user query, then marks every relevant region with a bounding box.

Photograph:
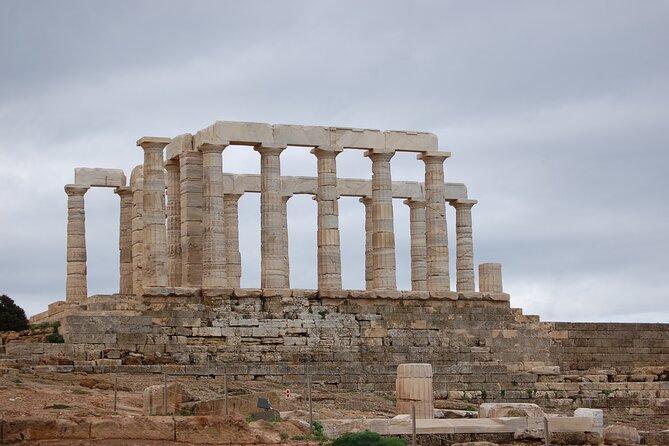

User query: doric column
[137,137,171,289]
[359,196,373,290]
[165,159,182,287]
[130,166,144,297]
[311,146,343,290]
[450,199,477,292]
[281,194,291,288]
[224,194,242,288]
[364,150,396,290]
[180,150,203,287]
[114,186,133,296]
[404,199,427,292]
[64,184,89,303]
[254,144,288,289]
[418,152,451,291]
[200,143,227,288]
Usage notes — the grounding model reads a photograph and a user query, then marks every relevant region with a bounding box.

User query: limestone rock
[604,425,641,445]
[478,403,545,418]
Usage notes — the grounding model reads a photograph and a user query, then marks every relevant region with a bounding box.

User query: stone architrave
[359,196,373,290]
[200,143,227,288]
[254,144,288,289]
[450,199,477,292]
[311,146,343,290]
[418,152,451,291]
[364,150,397,290]
[404,199,427,292]
[165,159,182,287]
[223,194,242,288]
[130,166,144,297]
[479,263,503,293]
[180,149,203,287]
[64,184,90,303]
[114,186,134,296]
[137,137,171,289]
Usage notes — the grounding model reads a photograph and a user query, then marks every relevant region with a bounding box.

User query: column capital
[449,199,477,209]
[224,193,243,202]
[417,151,451,163]
[64,184,90,196]
[255,143,286,156]
[164,158,179,170]
[363,149,395,161]
[114,186,133,198]
[136,136,171,151]
[198,142,228,154]
[403,198,426,208]
[311,145,343,158]
[359,195,372,205]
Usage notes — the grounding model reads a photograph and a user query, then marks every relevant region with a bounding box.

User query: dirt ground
[0,367,665,444]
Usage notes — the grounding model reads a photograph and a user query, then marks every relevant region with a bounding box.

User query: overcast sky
[1,1,667,322]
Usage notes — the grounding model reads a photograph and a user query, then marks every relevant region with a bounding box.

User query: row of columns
[64,141,478,303]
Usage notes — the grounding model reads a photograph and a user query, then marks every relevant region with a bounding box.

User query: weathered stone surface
[74,167,126,187]
[478,403,545,419]
[90,416,174,440]
[142,382,186,415]
[604,424,641,445]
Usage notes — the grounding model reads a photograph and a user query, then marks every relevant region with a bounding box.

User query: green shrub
[330,431,406,446]
[46,333,65,343]
[0,295,29,332]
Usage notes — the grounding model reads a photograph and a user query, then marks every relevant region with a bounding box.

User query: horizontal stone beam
[182,121,438,160]
[74,168,126,188]
[220,173,468,201]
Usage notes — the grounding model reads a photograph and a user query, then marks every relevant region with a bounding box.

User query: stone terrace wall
[5,290,669,416]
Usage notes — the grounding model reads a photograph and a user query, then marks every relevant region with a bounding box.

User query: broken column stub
[479,262,503,293]
[396,363,434,419]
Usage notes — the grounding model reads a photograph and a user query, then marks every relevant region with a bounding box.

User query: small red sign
[285,389,292,399]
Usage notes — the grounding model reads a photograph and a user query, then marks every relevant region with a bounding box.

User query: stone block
[384,130,438,152]
[478,403,545,418]
[143,382,186,415]
[2,417,90,442]
[74,167,126,187]
[604,424,640,445]
[273,124,329,147]
[330,127,385,150]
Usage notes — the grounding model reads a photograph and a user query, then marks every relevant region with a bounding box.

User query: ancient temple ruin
[63,121,501,301]
[23,120,667,420]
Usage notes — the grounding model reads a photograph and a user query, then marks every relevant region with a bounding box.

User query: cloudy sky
[1,1,667,322]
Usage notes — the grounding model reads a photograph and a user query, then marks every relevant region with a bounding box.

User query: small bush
[330,431,406,446]
[46,333,65,343]
[0,295,29,332]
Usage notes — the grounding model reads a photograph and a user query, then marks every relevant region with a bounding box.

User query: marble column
[418,152,451,291]
[200,143,227,288]
[114,186,134,296]
[450,199,477,292]
[254,144,288,289]
[137,137,170,288]
[281,194,291,288]
[130,166,144,297]
[404,199,427,292]
[65,184,89,303]
[224,194,242,288]
[311,146,343,290]
[359,196,373,291]
[180,150,203,287]
[364,150,396,290]
[165,159,182,287]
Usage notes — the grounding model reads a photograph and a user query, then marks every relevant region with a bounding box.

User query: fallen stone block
[2,417,90,442]
[478,403,545,418]
[604,424,641,445]
[142,382,186,415]
[90,416,174,441]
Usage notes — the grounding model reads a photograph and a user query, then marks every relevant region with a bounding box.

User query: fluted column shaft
[312,146,343,290]
[450,199,477,292]
[281,195,291,288]
[138,137,170,288]
[365,151,396,290]
[359,196,373,290]
[115,186,134,296]
[419,152,451,291]
[255,144,288,288]
[165,159,182,287]
[405,199,427,292]
[200,144,227,288]
[130,167,144,297]
[224,194,242,288]
[65,184,89,303]
[180,150,203,287]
